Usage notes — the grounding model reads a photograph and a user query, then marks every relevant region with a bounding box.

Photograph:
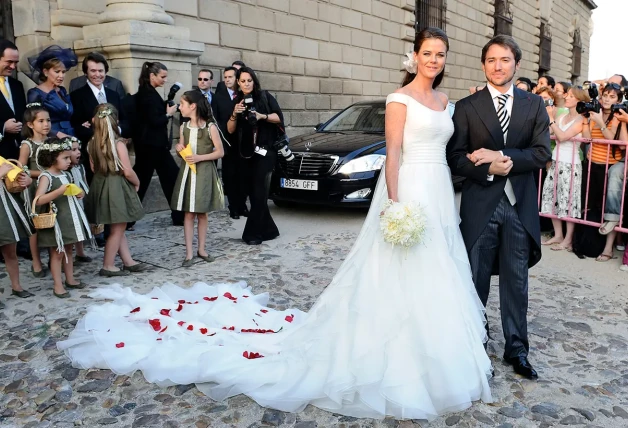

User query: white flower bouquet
[379,199,427,247]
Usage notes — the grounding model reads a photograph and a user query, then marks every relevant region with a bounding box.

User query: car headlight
[337,154,385,175]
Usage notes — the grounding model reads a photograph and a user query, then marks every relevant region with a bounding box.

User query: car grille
[277,153,339,177]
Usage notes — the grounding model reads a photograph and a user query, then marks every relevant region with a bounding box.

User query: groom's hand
[467,148,501,166]
[488,155,513,176]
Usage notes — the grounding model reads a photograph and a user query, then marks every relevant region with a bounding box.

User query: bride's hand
[467,148,501,166]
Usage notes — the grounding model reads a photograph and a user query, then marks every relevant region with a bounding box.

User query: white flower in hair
[97,107,113,118]
[403,52,417,74]
[26,102,42,109]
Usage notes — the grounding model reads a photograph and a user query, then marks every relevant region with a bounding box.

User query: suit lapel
[470,88,504,149]
[505,88,532,147]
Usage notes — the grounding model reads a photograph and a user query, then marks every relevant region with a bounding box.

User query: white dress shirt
[485,82,517,205]
[227,88,235,100]
[87,80,106,104]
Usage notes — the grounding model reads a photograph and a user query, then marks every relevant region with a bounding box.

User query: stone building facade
[5,0,595,136]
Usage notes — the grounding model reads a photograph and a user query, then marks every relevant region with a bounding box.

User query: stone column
[74,0,203,97]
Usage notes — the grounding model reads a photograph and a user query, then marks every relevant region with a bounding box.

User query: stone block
[305,60,330,77]
[291,38,319,59]
[199,45,241,67]
[220,24,257,50]
[318,3,342,25]
[173,16,219,44]
[166,0,198,17]
[331,94,353,109]
[362,15,382,34]
[372,1,391,19]
[381,20,400,38]
[289,0,318,19]
[330,63,352,79]
[51,10,98,27]
[320,79,343,94]
[258,0,290,12]
[381,52,402,70]
[352,0,372,14]
[341,9,362,29]
[293,76,319,93]
[305,95,331,110]
[277,93,305,110]
[291,111,320,126]
[343,81,363,95]
[276,57,305,75]
[82,20,187,40]
[372,34,390,52]
[200,0,238,25]
[363,82,382,96]
[51,26,84,41]
[276,14,305,36]
[382,83,399,95]
[259,73,292,91]
[352,65,371,81]
[319,111,336,123]
[330,25,351,44]
[389,37,404,54]
[319,43,342,62]
[305,21,330,41]
[372,67,389,83]
[57,0,105,14]
[342,45,363,65]
[351,29,372,49]
[363,50,381,67]
[15,35,53,73]
[242,52,275,72]
[240,4,275,31]
[330,0,351,8]
[389,6,404,24]
[13,0,51,36]
[258,33,291,56]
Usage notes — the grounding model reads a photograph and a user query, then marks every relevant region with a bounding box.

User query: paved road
[1,202,628,428]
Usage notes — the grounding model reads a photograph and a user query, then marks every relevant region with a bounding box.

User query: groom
[446,35,551,379]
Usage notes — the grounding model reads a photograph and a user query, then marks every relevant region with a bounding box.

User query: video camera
[575,82,601,117]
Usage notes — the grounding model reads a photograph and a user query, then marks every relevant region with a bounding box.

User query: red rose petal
[176,304,183,312]
[200,328,208,334]
[178,299,186,304]
[160,309,171,316]
[177,321,185,326]
[260,309,268,313]
[115,342,125,348]
[223,292,237,301]
[208,333,216,337]
[187,325,194,331]
[243,295,249,298]
[148,319,161,331]
[243,351,264,359]
[285,314,294,323]
[203,296,218,301]
[130,307,140,314]
[160,326,168,333]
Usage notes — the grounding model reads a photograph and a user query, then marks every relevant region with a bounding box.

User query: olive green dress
[19,139,44,211]
[0,181,33,247]
[171,122,224,214]
[85,167,144,225]
[36,171,92,251]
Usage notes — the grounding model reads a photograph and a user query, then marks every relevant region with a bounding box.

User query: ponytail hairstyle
[401,27,449,89]
[88,103,123,175]
[181,90,214,124]
[22,102,49,139]
[139,61,167,87]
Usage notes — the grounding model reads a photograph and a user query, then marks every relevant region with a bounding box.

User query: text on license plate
[280,178,318,190]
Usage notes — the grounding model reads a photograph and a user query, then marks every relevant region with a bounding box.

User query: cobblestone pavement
[1,205,628,428]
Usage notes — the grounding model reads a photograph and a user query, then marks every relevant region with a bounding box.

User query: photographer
[581,83,625,261]
[227,67,283,245]
[132,61,183,226]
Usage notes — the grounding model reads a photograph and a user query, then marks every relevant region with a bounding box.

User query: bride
[58,28,492,420]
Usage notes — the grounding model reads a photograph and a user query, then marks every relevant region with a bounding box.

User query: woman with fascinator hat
[27,45,78,139]
[58,28,492,420]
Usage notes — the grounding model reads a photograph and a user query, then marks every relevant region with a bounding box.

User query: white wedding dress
[58,92,492,420]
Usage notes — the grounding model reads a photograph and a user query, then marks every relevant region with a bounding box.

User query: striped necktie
[497,93,510,136]
[97,90,106,104]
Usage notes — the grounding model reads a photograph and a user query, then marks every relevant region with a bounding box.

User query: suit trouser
[133,144,183,223]
[468,195,530,359]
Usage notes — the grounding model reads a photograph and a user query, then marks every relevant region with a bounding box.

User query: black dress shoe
[12,289,34,298]
[240,208,250,217]
[230,212,240,220]
[504,356,538,379]
[245,239,262,245]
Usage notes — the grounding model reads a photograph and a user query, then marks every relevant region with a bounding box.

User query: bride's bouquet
[379,199,427,248]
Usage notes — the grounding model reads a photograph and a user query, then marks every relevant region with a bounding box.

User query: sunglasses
[198,78,212,82]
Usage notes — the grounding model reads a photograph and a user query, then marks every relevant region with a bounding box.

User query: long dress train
[58,92,493,420]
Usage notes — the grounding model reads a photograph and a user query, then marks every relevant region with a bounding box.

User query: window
[571,29,582,79]
[415,0,446,32]
[494,0,513,36]
[538,21,552,73]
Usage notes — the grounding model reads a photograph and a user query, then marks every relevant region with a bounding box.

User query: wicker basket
[90,224,104,235]
[3,159,24,193]
[31,195,56,230]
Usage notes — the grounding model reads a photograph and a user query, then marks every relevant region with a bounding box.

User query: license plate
[280,178,318,190]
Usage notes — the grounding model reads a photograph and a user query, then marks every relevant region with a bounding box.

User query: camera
[270,133,295,161]
[543,98,554,107]
[166,82,183,107]
[611,102,628,115]
[576,82,601,117]
[241,94,258,126]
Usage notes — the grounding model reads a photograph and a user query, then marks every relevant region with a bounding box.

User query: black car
[270,99,462,207]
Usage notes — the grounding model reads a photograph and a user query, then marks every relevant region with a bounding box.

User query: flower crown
[61,136,80,145]
[39,141,73,152]
[97,107,113,118]
[26,102,43,109]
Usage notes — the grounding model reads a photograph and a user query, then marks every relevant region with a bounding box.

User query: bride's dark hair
[402,27,449,89]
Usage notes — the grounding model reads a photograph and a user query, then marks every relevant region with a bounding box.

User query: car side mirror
[315,123,323,131]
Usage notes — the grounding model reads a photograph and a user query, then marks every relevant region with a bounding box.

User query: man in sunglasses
[197,69,214,105]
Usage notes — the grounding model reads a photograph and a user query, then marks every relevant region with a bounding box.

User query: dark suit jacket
[446,86,551,270]
[70,84,127,147]
[69,75,126,101]
[136,84,170,148]
[211,84,237,151]
[0,76,26,159]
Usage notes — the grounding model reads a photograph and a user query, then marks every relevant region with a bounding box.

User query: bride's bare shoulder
[435,91,449,105]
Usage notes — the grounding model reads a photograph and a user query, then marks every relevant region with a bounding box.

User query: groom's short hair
[481,35,522,64]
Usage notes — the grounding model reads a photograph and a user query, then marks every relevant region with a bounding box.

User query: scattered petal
[160,309,171,316]
[260,309,268,313]
[177,321,185,326]
[200,328,208,334]
[130,307,140,314]
[178,299,186,304]
[187,325,194,331]
[285,314,294,323]
[203,296,218,301]
[115,342,125,348]
[148,319,161,331]
[176,304,183,312]
[160,326,168,333]
[243,351,264,359]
